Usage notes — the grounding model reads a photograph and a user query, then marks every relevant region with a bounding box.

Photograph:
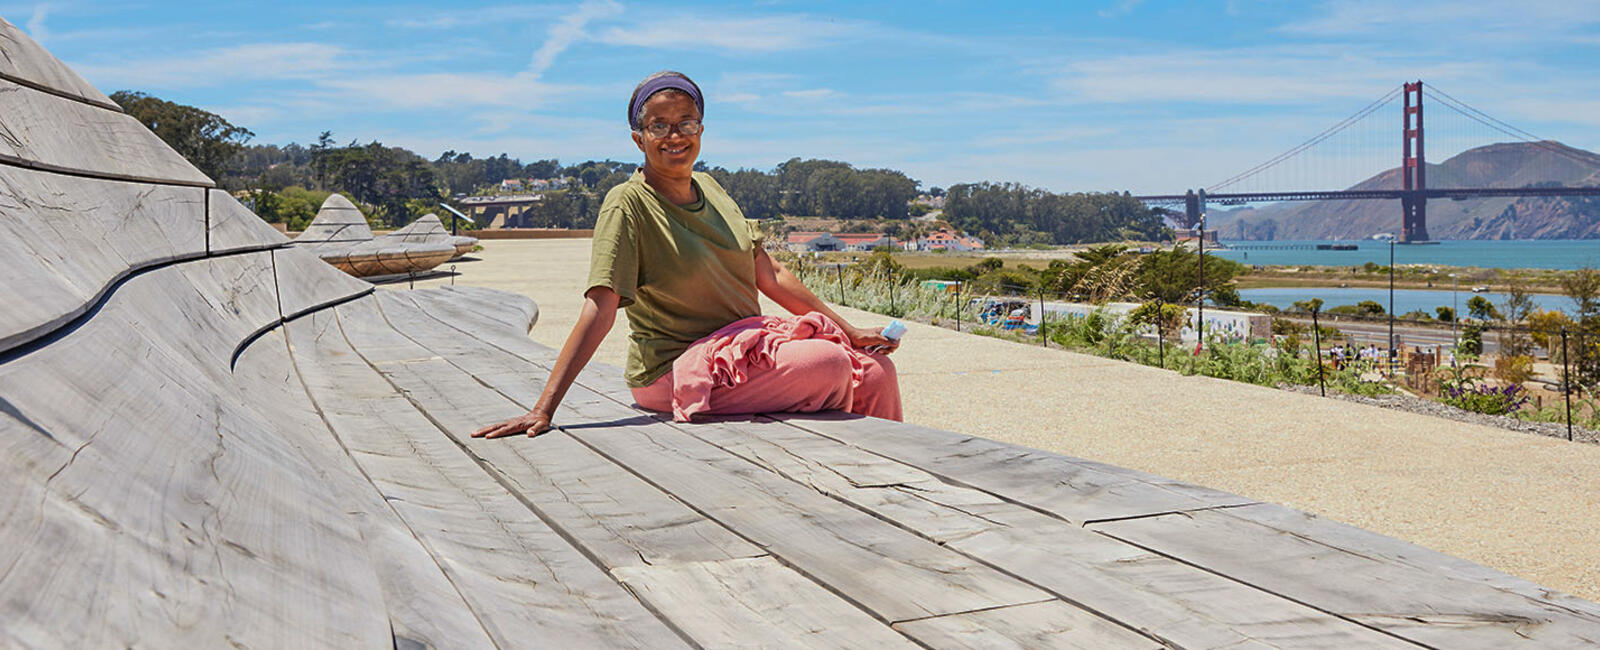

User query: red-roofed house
[916,228,985,252]
[786,231,845,252]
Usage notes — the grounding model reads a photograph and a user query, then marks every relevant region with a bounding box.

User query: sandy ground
[401,238,1600,601]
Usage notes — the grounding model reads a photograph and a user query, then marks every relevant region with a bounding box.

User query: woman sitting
[475,71,902,439]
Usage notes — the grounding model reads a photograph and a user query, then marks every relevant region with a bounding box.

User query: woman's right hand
[473,410,552,439]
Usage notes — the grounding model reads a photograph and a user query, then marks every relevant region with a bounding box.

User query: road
[1284,315,1506,356]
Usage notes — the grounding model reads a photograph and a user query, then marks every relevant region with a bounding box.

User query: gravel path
[1280,384,1600,444]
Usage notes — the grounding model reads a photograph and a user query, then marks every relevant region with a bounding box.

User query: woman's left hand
[846,325,899,354]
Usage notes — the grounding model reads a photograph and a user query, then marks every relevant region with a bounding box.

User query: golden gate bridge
[1134,81,1600,243]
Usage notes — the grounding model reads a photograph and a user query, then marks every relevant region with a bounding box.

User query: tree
[1436,306,1455,322]
[1292,298,1325,314]
[110,90,254,181]
[1498,278,1535,357]
[1356,300,1386,316]
[1467,295,1501,321]
[1561,267,1600,323]
[311,131,335,189]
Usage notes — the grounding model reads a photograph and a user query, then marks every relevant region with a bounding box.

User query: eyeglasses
[642,119,703,138]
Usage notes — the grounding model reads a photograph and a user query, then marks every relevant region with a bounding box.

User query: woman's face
[632,92,702,175]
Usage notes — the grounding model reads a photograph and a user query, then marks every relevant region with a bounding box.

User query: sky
[7,0,1600,194]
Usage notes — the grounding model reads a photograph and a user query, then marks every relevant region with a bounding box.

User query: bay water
[1210,239,1600,270]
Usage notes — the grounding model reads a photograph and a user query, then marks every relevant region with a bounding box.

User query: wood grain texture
[270,245,372,319]
[231,329,496,650]
[387,213,479,256]
[1093,504,1600,648]
[555,394,1052,623]
[893,600,1165,650]
[285,306,688,648]
[0,17,119,109]
[0,167,206,352]
[294,194,373,243]
[300,239,457,277]
[1223,504,1600,620]
[338,295,763,570]
[685,416,1413,649]
[208,189,287,253]
[615,557,920,649]
[775,411,1255,525]
[0,79,211,185]
[0,264,392,648]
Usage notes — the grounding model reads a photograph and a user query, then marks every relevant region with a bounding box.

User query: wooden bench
[293,195,456,277]
[3,17,1600,648]
[388,213,479,258]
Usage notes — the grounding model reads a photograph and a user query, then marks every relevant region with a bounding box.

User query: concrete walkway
[407,238,1600,601]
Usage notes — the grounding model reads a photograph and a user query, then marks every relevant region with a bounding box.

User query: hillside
[1211,141,1600,240]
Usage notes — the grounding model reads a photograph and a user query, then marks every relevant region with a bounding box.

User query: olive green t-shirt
[588,170,765,388]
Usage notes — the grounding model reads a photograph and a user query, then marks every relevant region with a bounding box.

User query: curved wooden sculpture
[387,212,479,257]
[293,195,455,277]
[3,16,1599,649]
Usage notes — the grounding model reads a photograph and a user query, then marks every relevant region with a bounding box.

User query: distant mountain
[1208,141,1600,240]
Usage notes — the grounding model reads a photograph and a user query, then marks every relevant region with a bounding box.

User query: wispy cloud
[24,2,48,42]
[1048,47,1493,105]
[386,4,558,29]
[523,0,620,82]
[782,88,836,99]
[1098,0,1143,18]
[597,14,863,53]
[1282,0,1600,45]
[75,42,351,88]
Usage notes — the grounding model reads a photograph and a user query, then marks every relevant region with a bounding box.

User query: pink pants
[632,338,902,421]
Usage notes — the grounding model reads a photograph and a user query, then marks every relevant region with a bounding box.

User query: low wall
[473,228,594,240]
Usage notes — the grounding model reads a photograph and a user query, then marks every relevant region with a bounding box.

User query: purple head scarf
[628,72,704,131]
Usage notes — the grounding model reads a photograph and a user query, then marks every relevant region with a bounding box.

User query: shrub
[1439,376,1529,415]
[1493,354,1535,385]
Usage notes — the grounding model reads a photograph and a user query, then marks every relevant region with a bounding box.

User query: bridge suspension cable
[1207,85,1402,193]
[1425,84,1600,170]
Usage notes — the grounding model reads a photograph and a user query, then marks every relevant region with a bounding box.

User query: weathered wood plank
[231,329,495,650]
[1225,504,1600,620]
[614,557,920,649]
[208,189,287,253]
[439,284,540,329]
[376,290,626,405]
[684,416,1415,649]
[0,17,119,109]
[775,411,1255,524]
[407,284,540,334]
[0,167,206,352]
[113,251,282,372]
[0,264,392,648]
[0,79,211,185]
[386,213,478,256]
[294,194,373,243]
[284,306,688,648]
[552,394,1051,623]
[1093,504,1600,648]
[384,289,631,401]
[270,245,371,319]
[893,600,1165,649]
[338,296,764,569]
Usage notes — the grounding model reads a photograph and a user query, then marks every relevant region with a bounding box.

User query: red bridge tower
[1400,81,1429,242]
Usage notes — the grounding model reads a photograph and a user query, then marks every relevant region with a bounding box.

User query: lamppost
[1388,239,1396,376]
[1196,210,1206,349]
[1450,273,1459,350]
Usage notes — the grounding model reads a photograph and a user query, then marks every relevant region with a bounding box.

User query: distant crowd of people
[1323,343,1454,371]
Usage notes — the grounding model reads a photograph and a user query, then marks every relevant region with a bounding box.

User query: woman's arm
[753,247,897,353]
[473,286,620,438]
